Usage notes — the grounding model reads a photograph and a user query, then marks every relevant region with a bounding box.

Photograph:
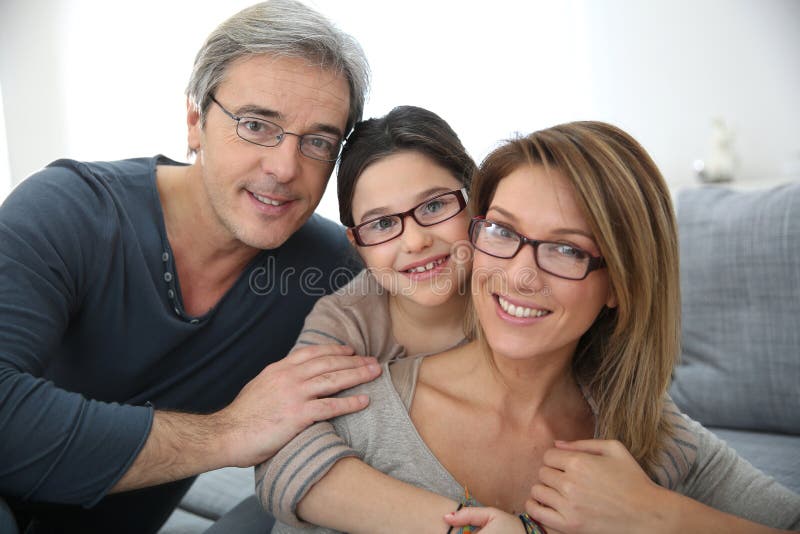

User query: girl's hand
[525,439,666,534]
[444,506,527,533]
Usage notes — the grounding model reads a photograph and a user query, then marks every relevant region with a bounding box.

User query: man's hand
[216,344,381,467]
[112,344,380,492]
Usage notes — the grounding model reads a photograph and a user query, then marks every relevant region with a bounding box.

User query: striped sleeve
[255,279,376,525]
[256,422,360,527]
[651,397,699,489]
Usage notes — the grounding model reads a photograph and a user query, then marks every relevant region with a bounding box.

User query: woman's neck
[455,340,587,426]
[389,292,467,356]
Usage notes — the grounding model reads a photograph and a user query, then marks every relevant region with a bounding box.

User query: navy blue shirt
[0,156,358,532]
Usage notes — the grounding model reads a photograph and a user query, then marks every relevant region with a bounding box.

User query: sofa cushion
[708,427,800,494]
[159,467,254,533]
[670,184,800,434]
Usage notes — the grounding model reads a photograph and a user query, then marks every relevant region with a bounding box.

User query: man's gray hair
[186,0,369,136]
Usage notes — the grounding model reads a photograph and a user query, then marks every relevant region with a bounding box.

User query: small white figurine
[697,117,737,183]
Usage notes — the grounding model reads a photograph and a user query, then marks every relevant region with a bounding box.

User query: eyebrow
[234,104,344,139]
[487,205,596,241]
[358,186,458,224]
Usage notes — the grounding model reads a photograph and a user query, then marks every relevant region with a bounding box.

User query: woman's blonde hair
[466,121,680,475]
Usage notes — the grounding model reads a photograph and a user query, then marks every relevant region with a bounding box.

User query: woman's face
[472,164,617,363]
[349,151,471,308]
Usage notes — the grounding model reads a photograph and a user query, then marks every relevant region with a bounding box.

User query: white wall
[1,0,798,218]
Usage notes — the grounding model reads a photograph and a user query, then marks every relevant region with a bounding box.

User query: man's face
[188,54,350,250]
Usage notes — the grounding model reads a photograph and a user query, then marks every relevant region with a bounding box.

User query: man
[0,1,379,532]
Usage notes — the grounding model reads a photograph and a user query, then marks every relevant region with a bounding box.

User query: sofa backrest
[670,183,800,435]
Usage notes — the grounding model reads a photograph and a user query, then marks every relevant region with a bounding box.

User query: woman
[256,105,476,515]
[267,121,800,533]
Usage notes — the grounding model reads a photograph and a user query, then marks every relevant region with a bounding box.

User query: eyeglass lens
[471,220,593,280]
[235,117,340,161]
[355,191,465,246]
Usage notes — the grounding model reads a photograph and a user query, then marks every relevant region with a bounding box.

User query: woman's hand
[444,506,528,533]
[525,439,668,534]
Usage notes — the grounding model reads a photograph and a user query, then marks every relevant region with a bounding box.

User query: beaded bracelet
[519,512,547,534]
[446,487,480,534]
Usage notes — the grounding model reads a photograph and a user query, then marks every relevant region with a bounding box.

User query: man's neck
[156,163,261,316]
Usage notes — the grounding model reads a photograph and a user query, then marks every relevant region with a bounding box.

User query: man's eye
[243,120,264,133]
[308,136,334,150]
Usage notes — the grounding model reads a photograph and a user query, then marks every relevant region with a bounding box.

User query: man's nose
[262,134,302,183]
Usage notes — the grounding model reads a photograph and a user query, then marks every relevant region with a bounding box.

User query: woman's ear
[605,285,618,309]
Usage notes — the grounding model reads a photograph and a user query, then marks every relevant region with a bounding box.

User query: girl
[256,105,476,517]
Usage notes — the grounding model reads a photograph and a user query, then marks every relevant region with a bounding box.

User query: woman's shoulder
[652,397,701,489]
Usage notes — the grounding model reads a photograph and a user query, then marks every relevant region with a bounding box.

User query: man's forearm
[111,346,381,493]
[110,410,229,493]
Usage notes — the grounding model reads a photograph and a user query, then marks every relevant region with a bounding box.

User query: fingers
[443,506,493,527]
[302,358,382,398]
[305,394,371,422]
[525,497,564,532]
[531,475,568,505]
[284,343,355,363]
[294,352,379,382]
[553,438,623,456]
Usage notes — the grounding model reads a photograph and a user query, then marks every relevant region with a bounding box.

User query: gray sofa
[161,182,800,532]
[669,182,800,493]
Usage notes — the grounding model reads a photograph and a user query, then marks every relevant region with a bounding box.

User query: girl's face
[472,164,617,363]
[349,151,471,308]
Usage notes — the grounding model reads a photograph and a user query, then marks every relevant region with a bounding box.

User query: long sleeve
[0,165,153,506]
[256,272,402,525]
[675,417,800,529]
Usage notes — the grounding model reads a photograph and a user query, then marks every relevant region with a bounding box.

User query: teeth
[498,296,548,318]
[253,193,285,206]
[406,257,446,273]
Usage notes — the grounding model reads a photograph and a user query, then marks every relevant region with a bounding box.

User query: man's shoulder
[12,155,166,205]
[41,155,164,182]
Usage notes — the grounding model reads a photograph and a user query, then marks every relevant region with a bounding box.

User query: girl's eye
[370,217,397,232]
[422,199,444,213]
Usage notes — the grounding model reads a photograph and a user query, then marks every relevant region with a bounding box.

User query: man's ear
[187,98,202,152]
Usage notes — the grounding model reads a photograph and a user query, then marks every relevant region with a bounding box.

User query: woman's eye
[555,244,587,259]
[491,225,515,240]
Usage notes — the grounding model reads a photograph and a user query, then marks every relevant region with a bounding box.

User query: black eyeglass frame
[469,216,605,280]
[209,95,343,162]
[351,188,469,247]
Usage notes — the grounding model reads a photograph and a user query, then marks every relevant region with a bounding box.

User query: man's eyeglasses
[209,95,342,162]
[469,217,605,280]
[351,189,469,246]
